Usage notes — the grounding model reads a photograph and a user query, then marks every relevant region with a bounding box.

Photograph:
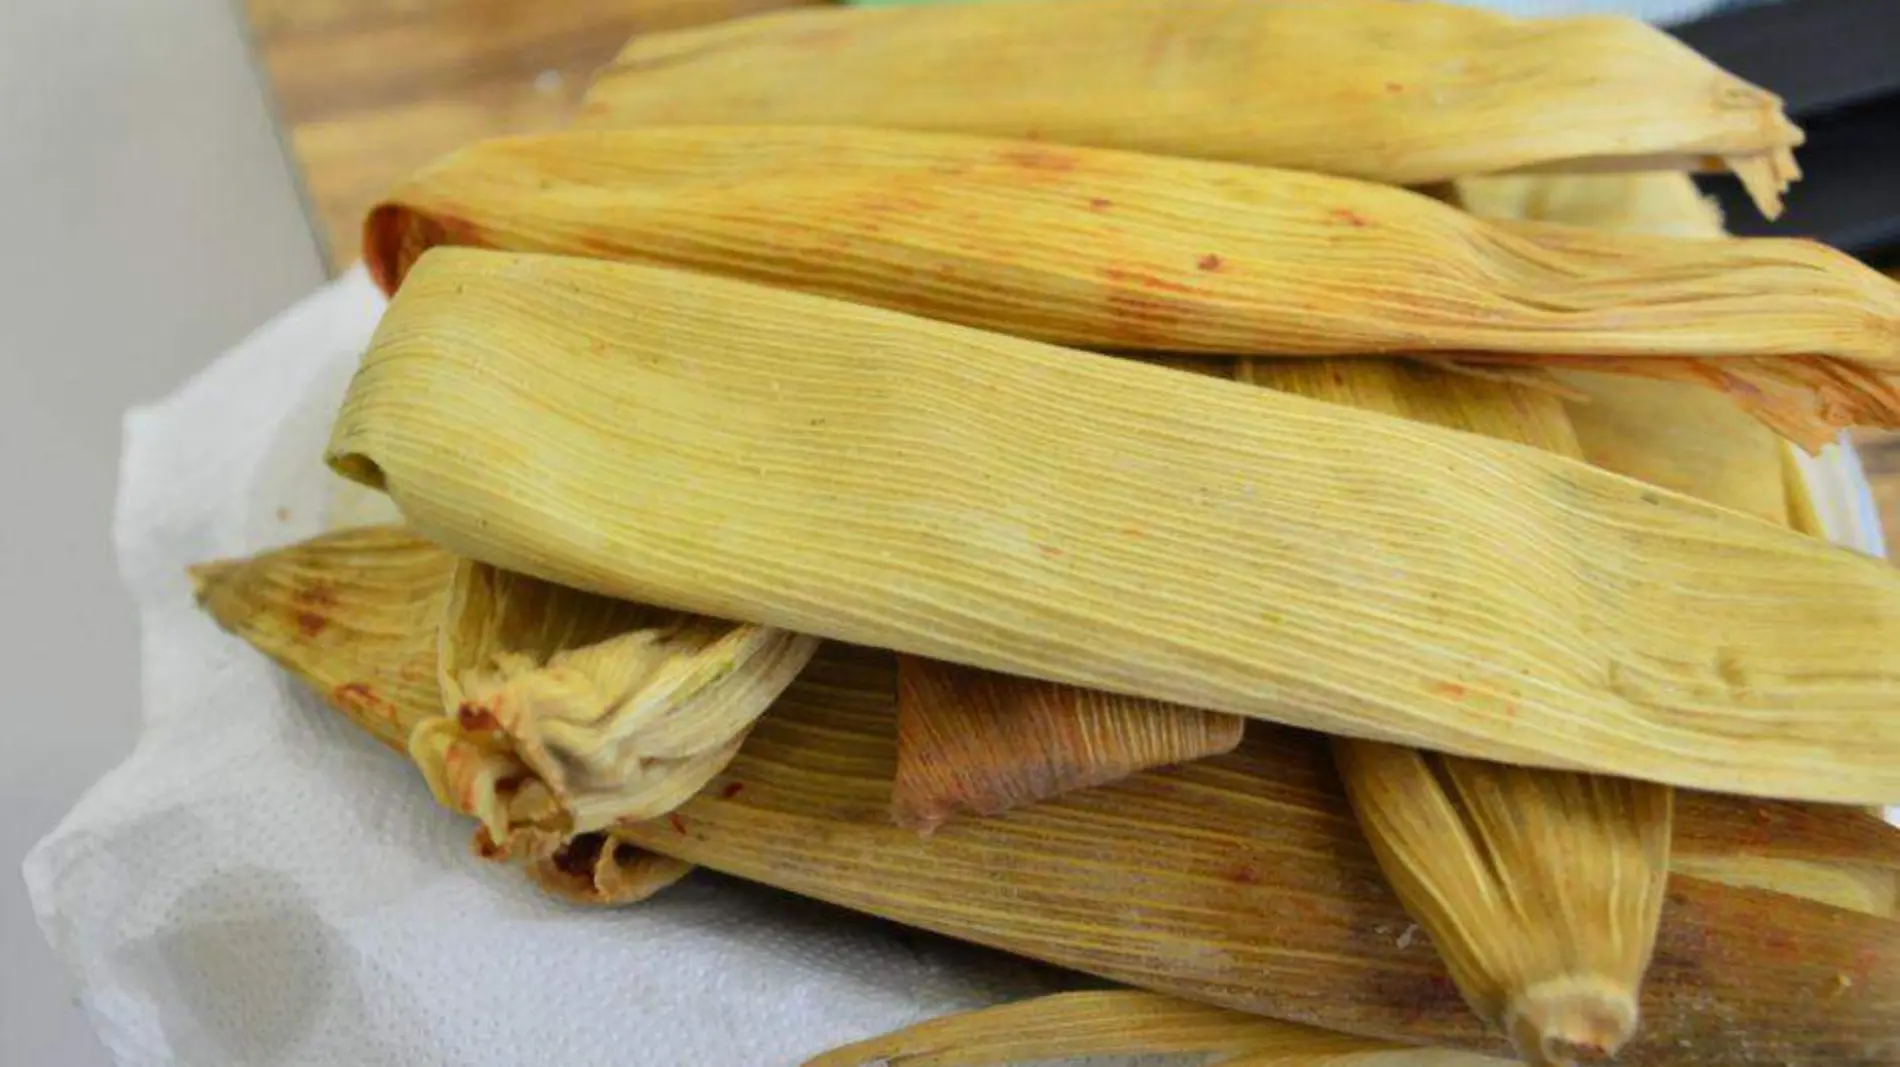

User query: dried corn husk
[363,129,1897,445]
[891,360,1245,827]
[192,530,1900,885]
[801,990,1462,1067]
[1242,358,1670,1067]
[579,0,1800,214]
[1672,855,1895,918]
[1452,172,1726,239]
[203,571,1900,1067]
[1463,167,1892,880]
[427,557,818,840]
[892,657,1243,832]
[189,528,694,906]
[1455,172,1791,525]
[188,525,447,752]
[1560,374,1792,525]
[329,248,1900,803]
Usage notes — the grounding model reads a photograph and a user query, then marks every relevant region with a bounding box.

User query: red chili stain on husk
[1087,197,1113,212]
[1103,266,1195,294]
[295,580,338,608]
[332,683,383,714]
[1197,253,1224,272]
[458,702,500,732]
[1430,682,1467,699]
[997,147,1078,172]
[1330,208,1370,228]
[295,611,328,637]
[720,782,745,800]
[669,813,688,835]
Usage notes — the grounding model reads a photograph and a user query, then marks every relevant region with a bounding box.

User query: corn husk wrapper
[579,0,1800,214]
[1241,358,1669,1066]
[892,657,1243,832]
[362,129,1899,446]
[428,557,819,841]
[1459,168,1890,906]
[1455,171,1791,526]
[891,357,1245,831]
[189,529,696,906]
[329,247,1900,803]
[801,990,1495,1067]
[192,554,1900,1067]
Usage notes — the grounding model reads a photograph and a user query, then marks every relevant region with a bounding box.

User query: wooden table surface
[240,0,1900,554]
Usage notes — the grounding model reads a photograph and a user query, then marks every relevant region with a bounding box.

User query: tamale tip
[1503,974,1637,1067]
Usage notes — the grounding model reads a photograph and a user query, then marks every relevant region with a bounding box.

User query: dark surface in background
[1673,0,1900,260]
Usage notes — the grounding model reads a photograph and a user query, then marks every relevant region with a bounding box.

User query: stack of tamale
[186,1,1900,1064]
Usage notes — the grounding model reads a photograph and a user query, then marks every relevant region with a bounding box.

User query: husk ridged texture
[328,247,1900,803]
[800,990,1487,1067]
[362,128,1899,446]
[1455,170,1894,912]
[1456,171,1793,525]
[188,548,1900,1066]
[429,558,818,837]
[579,0,1800,212]
[1243,358,1670,1067]
[891,656,1243,832]
[190,529,696,905]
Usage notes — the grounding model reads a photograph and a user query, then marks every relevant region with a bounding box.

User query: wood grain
[241,0,815,269]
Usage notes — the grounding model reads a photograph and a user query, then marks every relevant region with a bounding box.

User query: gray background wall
[0,2,322,1062]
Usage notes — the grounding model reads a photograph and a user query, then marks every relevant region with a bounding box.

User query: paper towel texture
[21,269,1103,1067]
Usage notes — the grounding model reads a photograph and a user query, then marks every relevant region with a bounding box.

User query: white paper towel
[25,263,1888,1067]
[21,269,1097,1067]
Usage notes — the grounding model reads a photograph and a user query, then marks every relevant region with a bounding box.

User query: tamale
[190,529,695,906]
[430,558,818,836]
[191,555,1900,1067]
[1459,170,1893,891]
[893,353,1245,831]
[1244,358,1670,1067]
[578,0,1800,213]
[892,657,1243,831]
[362,129,1898,444]
[328,248,1900,803]
[800,990,1468,1067]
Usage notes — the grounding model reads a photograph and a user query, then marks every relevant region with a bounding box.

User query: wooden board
[242,0,817,269]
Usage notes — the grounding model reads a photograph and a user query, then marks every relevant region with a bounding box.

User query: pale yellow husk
[1456,172,1790,525]
[327,247,1900,803]
[188,527,695,905]
[800,990,1490,1067]
[362,128,1898,445]
[1672,855,1896,918]
[1461,167,1893,891]
[580,0,1800,212]
[1784,444,1829,539]
[1245,358,1670,1067]
[427,557,818,837]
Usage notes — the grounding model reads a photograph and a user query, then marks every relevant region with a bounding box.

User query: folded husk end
[1504,975,1637,1066]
